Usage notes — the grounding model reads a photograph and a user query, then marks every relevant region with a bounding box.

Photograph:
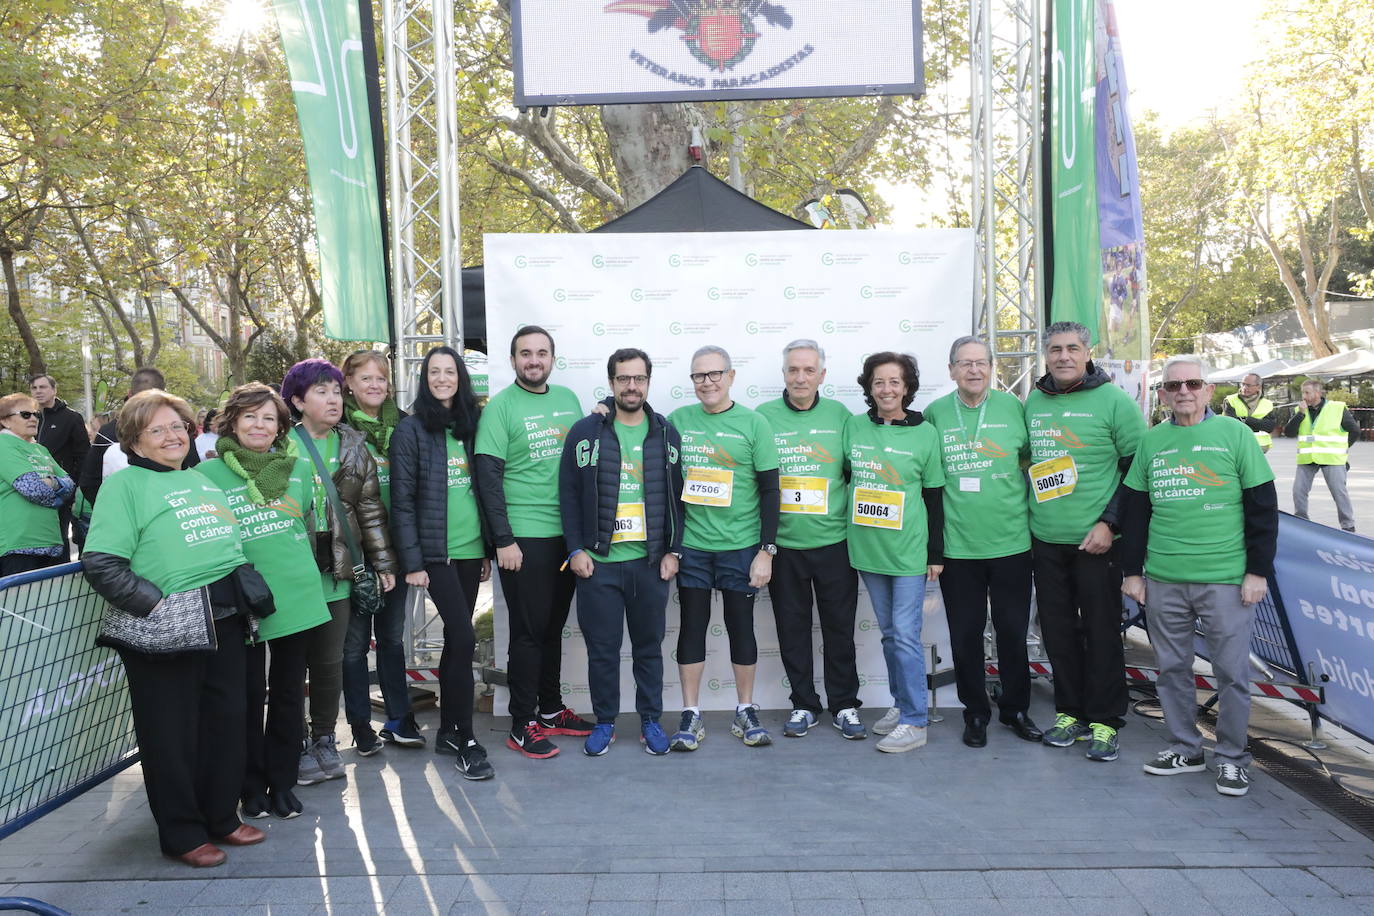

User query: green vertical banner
[1049,0,1101,336]
[272,0,389,342]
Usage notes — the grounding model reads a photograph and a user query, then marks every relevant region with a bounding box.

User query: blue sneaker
[642,720,669,756]
[583,722,615,756]
[832,707,867,740]
[731,705,772,747]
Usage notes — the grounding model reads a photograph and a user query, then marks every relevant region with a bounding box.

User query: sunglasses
[1160,379,1206,393]
[3,410,37,420]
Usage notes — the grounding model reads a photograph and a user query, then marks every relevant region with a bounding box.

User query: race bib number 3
[851,487,905,529]
[611,502,646,543]
[683,466,734,507]
[1030,455,1078,503]
[780,475,829,515]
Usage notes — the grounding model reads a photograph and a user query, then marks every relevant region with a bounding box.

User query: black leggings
[427,558,483,738]
[677,587,758,666]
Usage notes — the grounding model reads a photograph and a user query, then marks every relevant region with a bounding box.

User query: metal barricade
[0,563,138,841]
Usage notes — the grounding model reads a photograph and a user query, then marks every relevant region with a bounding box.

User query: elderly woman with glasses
[0,392,75,577]
[83,389,272,868]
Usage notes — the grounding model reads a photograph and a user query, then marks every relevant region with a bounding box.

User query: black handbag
[297,429,385,615]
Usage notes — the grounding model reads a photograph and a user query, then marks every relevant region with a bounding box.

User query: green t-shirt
[1025,381,1145,545]
[290,427,350,601]
[755,396,852,551]
[85,466,247,596]
[366,441,391,510]
[445,435,485,560]
[0,434,63,555]
[844,414,946,577]
[602,419,650,563]
[197,458,332,640]
[668,402,780,552]
[474,383,581,538]
[1124,414,1274,585]
[923,390,1032,560]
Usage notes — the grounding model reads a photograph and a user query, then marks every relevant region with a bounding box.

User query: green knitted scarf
[216,435,297,505]
[344,394,400,453]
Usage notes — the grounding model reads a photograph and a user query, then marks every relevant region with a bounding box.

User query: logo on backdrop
[607,1,806,84]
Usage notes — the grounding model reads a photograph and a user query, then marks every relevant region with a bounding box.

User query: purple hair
[280,359,344,416]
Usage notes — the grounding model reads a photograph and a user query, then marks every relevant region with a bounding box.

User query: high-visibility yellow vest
[1225,393,1275,450]
[1297,400,1350,465]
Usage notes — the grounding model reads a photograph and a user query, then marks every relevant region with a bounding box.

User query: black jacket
[389,414,492,573]
[1031,360,1135,531]
[37,399,89,479]
[559,399,684,563]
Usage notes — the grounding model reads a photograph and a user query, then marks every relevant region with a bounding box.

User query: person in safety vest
[1221,373,1275,453]
[1284,379,1360,532]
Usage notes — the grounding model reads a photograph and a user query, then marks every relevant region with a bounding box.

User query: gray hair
[947,335,992,365]
[1242,373,1262,386]
[1042,321,1091,349]
[692,345,732,370]
[1163,354,1211,379]
[1302,377,1326,391]
[782,339,825,368]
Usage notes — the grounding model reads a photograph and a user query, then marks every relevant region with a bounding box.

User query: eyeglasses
[613,374,649,386]
[3,410,37,420]
[954,359,992,371]
[1160,379,1206,393]
[142,422,191,439]
[689,370,726,384]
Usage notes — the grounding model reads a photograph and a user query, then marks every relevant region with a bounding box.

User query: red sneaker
[539,707,595,736]
[506,720,560,758]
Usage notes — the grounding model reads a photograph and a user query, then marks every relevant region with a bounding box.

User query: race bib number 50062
[1029,455,1078,503]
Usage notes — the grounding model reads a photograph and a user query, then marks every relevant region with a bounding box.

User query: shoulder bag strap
[296,427,367,575]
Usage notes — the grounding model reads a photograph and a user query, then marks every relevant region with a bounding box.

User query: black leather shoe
[962,717,988,748]
[1002,712,1044,742]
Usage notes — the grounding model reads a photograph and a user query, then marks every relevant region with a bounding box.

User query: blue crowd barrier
[0,562,138,842]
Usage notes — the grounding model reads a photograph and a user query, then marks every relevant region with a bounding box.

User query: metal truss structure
[382,0,462,413]
[970,0,1044,395]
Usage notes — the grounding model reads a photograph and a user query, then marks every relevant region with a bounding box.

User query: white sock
[736,703,755,715]
[685,706,700,716]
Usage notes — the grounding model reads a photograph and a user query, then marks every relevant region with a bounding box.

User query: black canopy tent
[461,165,813,348]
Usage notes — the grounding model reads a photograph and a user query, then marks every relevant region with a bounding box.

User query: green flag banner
[272,0,389,342]
[1049,0,1100,334]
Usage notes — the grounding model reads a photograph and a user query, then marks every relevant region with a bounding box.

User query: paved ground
[4,438,1374,915]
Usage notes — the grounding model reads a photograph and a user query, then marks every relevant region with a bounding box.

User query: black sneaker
[506,720,560,758]
[456,740,495,780]
[380,713,425,748]
[241,793,269,819]
[434,726,464,756]
[269,788,302,819]
[353,724,383,757]
[538,707,594,736]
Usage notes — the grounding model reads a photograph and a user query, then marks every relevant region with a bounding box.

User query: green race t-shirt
[0,434,63,555]
[1124,414,1274,585]
[756,396,852,551]
[290,427,350,601]
[85,466,247,596]
[474,383,581,538]
[668,402,780,552]
[603,419,649,563]
[445,435,485,560]
[844,414,946,577]
[923,390,1031,560]
[366,441,391,510]
[198,458,331,640]
[1025,382,1145,545]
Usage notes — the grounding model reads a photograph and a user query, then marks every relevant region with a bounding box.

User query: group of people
[0,317,1337,868]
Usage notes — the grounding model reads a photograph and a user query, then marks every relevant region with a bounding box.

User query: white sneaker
[873,706,901,736]
[876,723,927,754]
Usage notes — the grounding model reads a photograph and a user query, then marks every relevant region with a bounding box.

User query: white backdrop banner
[484,228,974,713]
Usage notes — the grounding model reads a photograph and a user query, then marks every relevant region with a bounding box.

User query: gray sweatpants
[1293,462,1356,531]
[1145,579,1254,768]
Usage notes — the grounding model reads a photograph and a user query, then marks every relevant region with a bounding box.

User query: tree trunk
[1,247,45,376]
[600,104,695,208]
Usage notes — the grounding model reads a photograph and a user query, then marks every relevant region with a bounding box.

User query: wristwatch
[670,551,684,561]
[760,543,778,556]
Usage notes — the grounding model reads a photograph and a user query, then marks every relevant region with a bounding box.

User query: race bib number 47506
[682,466,734,507]
[1029,455,1078,503]
[851,487,904,529]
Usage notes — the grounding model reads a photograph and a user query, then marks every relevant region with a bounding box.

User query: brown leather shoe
[217,823,266,846]
[167,843,226,868]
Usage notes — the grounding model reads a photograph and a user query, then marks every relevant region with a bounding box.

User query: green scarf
[217,435,297,505]
[344,394,400,454]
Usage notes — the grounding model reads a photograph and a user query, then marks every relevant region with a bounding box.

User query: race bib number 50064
[851,486,904,529]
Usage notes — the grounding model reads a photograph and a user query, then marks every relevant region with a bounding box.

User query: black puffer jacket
[558,398,683,563]
[389,414,491,573]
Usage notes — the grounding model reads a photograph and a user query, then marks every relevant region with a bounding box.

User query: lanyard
[955,395,989,447]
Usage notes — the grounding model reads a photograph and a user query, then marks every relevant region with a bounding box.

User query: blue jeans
[342,580,411,727]
[575,555,668,723]
[860,572,928,727]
